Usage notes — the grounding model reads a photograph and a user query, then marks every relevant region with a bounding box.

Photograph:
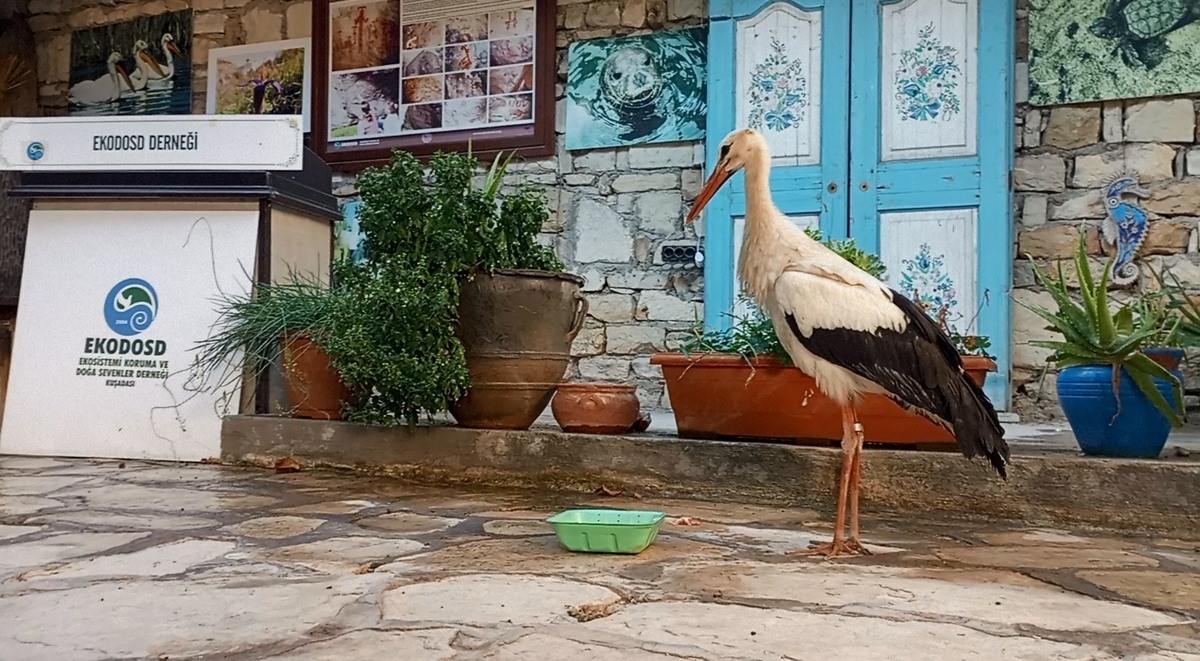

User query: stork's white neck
[743,152,776,226]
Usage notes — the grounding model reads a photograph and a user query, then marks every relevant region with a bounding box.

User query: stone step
[221,416,1200,540]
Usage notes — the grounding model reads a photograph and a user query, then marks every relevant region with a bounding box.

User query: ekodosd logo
[26,142,43,161]
[104,278,158,336]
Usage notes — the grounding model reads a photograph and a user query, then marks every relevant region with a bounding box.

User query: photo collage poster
[326,0,537,142]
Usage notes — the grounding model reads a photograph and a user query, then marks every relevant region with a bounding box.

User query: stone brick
[1124,99,1195,143]
[244,7,284,44]
[681,169,702,201]
[195,11,227,34]
[563,174,597,186]
[636,290,701,321]
[287,1,313,38]
[1154,255,1200,288]
[585,1,621,28]
[578,269,606,292]
[631,355,660,379]
[27,0,61,13]
[608,271,670,291]
[1071,144,1173,188]
[571,324,606,358]
[634,191,683,236]
[577,356,632,381]
[1145,180,1200,216]
[563,4,587,29]
[668,0,705,20]
[612,173,678,193]
[1187,148,1200,177]
[1102,102,1123,142]
[1049,190,1103,220]
[1043,105,1100,150]
[1013,154,1065,192]
[1017,224,1099,259]
[573,150,616,171]
[628,143,697,169]
[1012,288,1057,369]
[646,0,668,28]
[1014,62,1029,105]
[1142,218,1196,255]
[634,235,653,263]
[587,293,635,323]
[606,325,666,354]
[1021,195,1048,227]
[192,0,224,10]
[622,0,647,27]
[574,198,633,263]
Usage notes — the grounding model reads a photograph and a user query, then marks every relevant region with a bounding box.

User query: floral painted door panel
[704,0,1013,407]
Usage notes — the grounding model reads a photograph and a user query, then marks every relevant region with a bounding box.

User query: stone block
[668,0,705,20]
[1043,105,1100,150]
[612,173,678,193]
[195,11,227,34]
[287,1,313,38]
[192,0,224,9]
[585,1,621,28]
[1155,255,1200,288]
[634,191,683,236]
[1124,99,1195,143]
[1071,144,1173,188]
[1145,180,1200,216]
[1017,224,1099,259]
[570,324,606,358]
[1142,218,1195,256]
[1102,102,1123,142]
[606,325,667,354]
[681,169,702,201]
[608,271,670,291]
[27,0,61,13]
[244,7,284,44]
[587,293,635,323]
[1012,288,1057,369]
[636,290,701,321]
[622,0,648,27]
[578,269,606,292]
[1014,62,1029,105]
[628,143,698,169]
[577,356,632,381]
[573,150,617,171]
[1187,148,1200,177]
[563,174,597,187]
[1021,195,1048,227]
[1049,190,1103,220]
[1013,154,1065,192]
[574,198,633,263]
[564,4,587,29]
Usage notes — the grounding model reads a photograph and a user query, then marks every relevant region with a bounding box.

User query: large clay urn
[450,269,587,429]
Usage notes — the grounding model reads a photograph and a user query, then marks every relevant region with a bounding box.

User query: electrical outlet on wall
[657,243,702,267]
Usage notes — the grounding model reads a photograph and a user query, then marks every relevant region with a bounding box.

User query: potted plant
[651,231,992,445]
[327,148,585,429]
[1021,236,1184,458]
[191,275,350,420]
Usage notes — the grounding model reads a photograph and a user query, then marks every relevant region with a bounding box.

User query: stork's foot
[791,537,870,559]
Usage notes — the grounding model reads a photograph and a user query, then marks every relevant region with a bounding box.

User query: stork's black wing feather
[783,287,1009,478]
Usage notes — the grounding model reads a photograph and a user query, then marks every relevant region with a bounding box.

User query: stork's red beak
[685,164,733,224]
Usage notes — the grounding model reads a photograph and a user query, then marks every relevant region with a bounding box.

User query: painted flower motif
[747,37,808,132]
[894,23,962,122]
[899,243,960,329]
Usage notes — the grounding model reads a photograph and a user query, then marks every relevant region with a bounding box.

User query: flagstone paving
[1,456,1198,660]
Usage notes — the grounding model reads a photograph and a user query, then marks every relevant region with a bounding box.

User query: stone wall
[1012,3,1200,419]
[28,0,708,413]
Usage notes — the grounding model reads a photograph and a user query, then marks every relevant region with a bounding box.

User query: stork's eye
[719,144,730,160]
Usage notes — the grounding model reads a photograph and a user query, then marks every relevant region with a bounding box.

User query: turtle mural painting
[565,27,707,150]
[1030,0,1200,105]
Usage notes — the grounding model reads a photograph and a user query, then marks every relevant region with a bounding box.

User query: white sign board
[0,208,259,462]
[0,115,304,171]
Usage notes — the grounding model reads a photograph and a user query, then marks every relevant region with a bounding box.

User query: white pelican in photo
[68,52,133,105]
[125,39,165,93]
[143,33,183,87]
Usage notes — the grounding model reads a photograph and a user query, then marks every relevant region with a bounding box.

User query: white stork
[686,128,1009,558]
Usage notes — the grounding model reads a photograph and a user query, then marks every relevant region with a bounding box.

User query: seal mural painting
[566,27,707,150]
[1029,0,1200,104]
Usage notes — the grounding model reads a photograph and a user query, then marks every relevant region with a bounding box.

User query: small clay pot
[551,382,640,434]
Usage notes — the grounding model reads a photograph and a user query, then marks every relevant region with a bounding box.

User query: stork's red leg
[794,404,861,559]
[845,411,871,556]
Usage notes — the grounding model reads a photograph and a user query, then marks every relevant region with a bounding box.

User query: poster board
[0,205,259,462]
[311,0,557,169]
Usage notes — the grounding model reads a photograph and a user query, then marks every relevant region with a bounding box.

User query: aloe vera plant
[1021,234,1184,427]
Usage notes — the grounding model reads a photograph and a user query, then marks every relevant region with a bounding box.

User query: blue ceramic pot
[1056,350,1183,459]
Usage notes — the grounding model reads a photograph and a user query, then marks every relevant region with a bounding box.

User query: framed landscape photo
[311,0,556,170]
[206,39,312,132]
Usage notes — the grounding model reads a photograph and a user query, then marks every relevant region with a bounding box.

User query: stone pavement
[2,457,1199,660]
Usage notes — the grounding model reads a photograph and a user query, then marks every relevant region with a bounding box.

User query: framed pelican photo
[67,9,193,116]
[206,39,313,133]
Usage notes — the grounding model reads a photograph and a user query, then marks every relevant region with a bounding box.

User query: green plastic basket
[547,508,667,554]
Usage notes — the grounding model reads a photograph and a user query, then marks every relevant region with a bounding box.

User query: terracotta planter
[450,269,588,430]
[552,382,641,434]
[281,331,351,421]
[960,354,998,388]
[652,352,995,446]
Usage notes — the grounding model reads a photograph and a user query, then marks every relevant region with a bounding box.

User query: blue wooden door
[703,0,1014,408]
